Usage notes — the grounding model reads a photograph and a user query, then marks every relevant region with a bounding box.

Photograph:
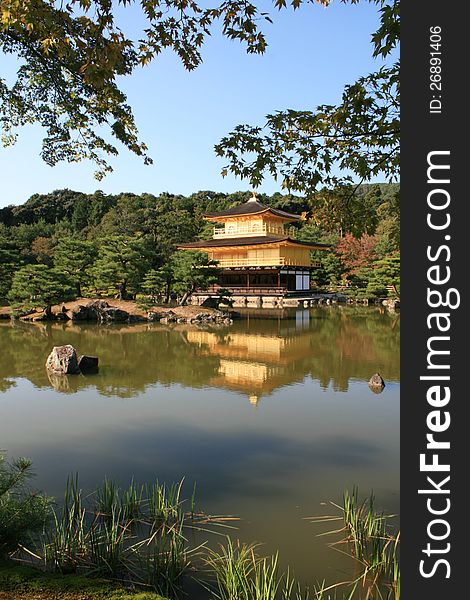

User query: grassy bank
[0,560,166,600]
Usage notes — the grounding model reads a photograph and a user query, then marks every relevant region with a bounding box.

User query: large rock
[85,300,131,323]
[99,307,130,323]
[45,345,80,374]
[78,355,99,373]
[66,304,92,321]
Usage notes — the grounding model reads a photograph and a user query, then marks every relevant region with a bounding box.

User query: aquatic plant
[203,538,364,600]
[40,475,215,595]
[43,475,87,573]
[308,487,400,600]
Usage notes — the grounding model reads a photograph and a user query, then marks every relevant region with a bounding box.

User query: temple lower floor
[203,266,313,296]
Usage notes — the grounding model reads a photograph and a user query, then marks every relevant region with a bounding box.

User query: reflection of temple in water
[0,307,399,399]
[186,319,312,405]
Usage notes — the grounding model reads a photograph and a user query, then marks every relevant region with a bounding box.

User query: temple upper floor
[204,193,302,239]
[213,218,287,239]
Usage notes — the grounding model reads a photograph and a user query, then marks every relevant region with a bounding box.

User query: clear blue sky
[0,2,390,208]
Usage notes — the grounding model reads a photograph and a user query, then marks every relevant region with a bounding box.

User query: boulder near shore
[46,345,99,375]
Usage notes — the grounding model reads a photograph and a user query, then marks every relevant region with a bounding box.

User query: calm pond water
[0,306,399,588]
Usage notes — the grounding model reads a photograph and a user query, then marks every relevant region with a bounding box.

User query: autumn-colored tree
[335,233,379,275]
[31,236,53,265]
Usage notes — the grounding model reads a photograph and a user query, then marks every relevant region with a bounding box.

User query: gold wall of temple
[201,244,312,268]
[280,245,313,266]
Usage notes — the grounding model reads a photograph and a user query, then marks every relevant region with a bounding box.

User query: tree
[53,238,97,296]
[335,233,379,275]
[367,252,400,298]
[171,250,220,305]
[8,264,76,316]
[31,236,54,265]
[216,1,399,193]
[0,234,22,301]
[92,235,153,299]
[0,454,51,557]
[141,268,169,303]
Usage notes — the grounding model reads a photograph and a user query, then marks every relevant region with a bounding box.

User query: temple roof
[178,236,329,249]
[203,196,301,220]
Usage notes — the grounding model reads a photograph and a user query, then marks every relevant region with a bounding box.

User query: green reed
[203,538,364,600]
[40,475,208,596]
[43,475,87,574]
[309,487,400,600]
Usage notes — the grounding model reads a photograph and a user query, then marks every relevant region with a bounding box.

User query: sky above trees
[0,2,393,208]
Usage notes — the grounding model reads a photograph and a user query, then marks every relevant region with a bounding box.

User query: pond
[0,305,399,588]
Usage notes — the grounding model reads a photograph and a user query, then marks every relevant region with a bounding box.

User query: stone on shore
[45,345,80,374]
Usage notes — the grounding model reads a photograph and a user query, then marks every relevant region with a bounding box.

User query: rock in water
[45,345,80,374]
[78,355,99,373]
[368,372,385,391]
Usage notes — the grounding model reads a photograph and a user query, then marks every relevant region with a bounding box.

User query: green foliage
[216,1,399,192]
[0,185,399,302]
[309,488,400,600]
[8,264,76,314]
[171,250,220,305]
[92,235,154,299]
[0,235,22,301]
[141,268,170,303]
[1,0,339,177]
[53,237,97,296]
[367,253,400,298]
[0,454,51,557]
[37,474,213,596]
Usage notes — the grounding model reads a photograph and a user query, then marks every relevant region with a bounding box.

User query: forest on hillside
[0,184,399,308]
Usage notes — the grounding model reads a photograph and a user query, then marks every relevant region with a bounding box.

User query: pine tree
[8,264,76,316]
[171,250,220,306]
[53,238,97,297]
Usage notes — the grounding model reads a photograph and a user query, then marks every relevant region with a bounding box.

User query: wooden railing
[205,285,288,294]
[213,223,285,238]
[212,257,322,268]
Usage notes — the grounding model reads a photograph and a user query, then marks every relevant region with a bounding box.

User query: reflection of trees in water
[0,307,399,399]
[301,307,400,392]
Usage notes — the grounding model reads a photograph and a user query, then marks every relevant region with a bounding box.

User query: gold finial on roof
[248,191,258,203]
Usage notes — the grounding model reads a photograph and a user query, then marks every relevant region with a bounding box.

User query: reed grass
[43,475,87,574]
[40,475,218,596]
[308,487,400,600]
[202,538,363,600]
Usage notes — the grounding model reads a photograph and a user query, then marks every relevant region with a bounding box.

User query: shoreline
[0,299,231,325]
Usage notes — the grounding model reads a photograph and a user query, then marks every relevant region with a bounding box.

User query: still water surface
[0,306,399,586]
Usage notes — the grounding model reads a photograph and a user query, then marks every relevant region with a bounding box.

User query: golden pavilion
[178,194,328,296]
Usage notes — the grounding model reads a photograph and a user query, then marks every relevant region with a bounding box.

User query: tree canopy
[8,263,76,314]
[215,0,399,192]
[1,0,348,178]
[0,185,400,306]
